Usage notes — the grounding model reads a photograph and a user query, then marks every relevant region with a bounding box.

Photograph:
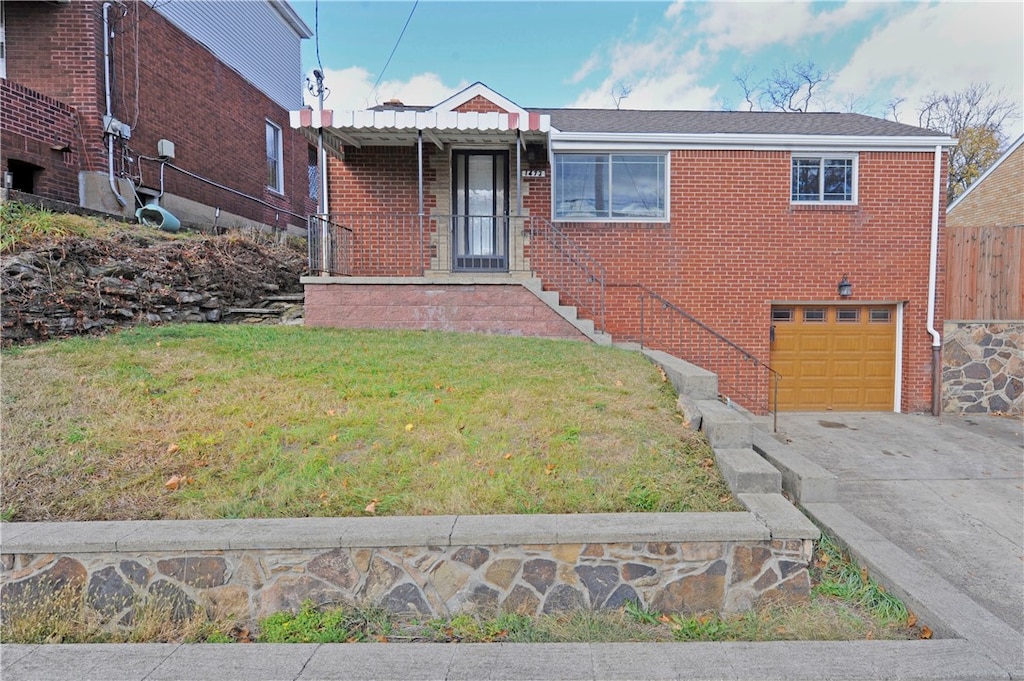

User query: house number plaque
[521,170,546,178]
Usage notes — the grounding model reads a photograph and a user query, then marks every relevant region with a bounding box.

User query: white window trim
[266,120,284,194]
[790,152,858,205]
[551,151,670,223]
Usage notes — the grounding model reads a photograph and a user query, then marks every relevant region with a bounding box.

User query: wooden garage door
[770,305,896,411]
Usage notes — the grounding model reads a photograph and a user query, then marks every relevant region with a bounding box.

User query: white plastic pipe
[102,3,127,207]
[927,144,943,414]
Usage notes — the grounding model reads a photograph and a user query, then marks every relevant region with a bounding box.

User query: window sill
[265,187,286,198]
[789,203,858,212]
[551,219,671,229]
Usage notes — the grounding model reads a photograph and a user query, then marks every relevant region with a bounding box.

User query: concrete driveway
[768,411,1023,673]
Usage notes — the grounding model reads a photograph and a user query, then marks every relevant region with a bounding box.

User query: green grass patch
[0,202,110,253]
[1,324,736,520]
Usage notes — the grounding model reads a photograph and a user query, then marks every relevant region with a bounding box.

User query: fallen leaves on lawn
[364,498,379,514]
[164,474,195,491]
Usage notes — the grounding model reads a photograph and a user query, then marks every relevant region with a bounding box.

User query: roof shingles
[528,108,942,137]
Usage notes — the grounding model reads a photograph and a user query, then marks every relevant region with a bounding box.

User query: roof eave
[549,131,958,150]
[269,0,313,39]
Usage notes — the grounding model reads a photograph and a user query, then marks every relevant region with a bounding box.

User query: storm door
[452,150,509,272]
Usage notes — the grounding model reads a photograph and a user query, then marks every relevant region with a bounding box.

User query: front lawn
[1,325,736,520]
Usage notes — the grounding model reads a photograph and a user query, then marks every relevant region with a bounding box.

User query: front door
[452,151,509,272]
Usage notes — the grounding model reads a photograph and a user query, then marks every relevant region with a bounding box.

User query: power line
[367,1,418,104]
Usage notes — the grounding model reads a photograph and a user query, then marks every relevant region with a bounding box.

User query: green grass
[0,202,111,253]
[1,324,736,520]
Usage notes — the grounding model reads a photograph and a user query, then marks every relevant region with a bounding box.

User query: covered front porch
[292,105,554,278]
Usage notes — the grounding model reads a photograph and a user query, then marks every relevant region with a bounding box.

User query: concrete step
[714,448,782,495]
[697,399,753,449]
[520,278,612,346]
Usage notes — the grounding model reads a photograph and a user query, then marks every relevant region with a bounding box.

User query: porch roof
[290,108,551,153]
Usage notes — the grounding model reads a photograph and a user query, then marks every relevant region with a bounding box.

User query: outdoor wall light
[837,275,853,297]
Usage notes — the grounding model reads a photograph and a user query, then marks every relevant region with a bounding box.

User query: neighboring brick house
[1,0,316,231]
[948,134,1024,232]
[294,83,956,415]
[942,134,1023,415]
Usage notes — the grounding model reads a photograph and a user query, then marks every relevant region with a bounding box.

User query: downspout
[926,144,943,415]
[102,2,127,208]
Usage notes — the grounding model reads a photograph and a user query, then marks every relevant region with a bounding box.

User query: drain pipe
[102,2,127,208]
[926,144,943,415]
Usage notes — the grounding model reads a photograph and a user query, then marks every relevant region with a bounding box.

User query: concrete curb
[1,639,1012,680]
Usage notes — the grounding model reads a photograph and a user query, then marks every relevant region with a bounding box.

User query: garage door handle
[770,325,775,342]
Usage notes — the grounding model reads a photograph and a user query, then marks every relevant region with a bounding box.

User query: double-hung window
[554,153,667,221]
[266,121,284,193]
[791,154,856,204]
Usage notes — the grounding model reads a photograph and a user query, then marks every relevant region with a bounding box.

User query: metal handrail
[634,285,780,429]
[526,218,607,334]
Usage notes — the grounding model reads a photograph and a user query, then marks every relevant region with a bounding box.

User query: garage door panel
[771,304,896,411]
[799,360,829,378]
[864,333,897,350]
[864,359,895,378]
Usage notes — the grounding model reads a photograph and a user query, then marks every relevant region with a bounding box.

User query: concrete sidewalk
[3,412,1022,680]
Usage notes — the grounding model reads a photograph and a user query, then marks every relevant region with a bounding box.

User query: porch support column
[418,130,424,274]
[516,130,522,216]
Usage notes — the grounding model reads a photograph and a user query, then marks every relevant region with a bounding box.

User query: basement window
[553,153,667,221]
[791,154,857,204]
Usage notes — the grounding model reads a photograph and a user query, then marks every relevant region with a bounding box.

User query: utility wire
[367,1,419,104]
[314,0,324,75]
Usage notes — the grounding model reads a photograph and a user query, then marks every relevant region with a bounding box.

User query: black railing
[526,218,607,334]
[635,285,780,427]
[305,213,607,334]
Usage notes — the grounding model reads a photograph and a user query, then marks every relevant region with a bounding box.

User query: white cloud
[569,54,601,85]
[831,2,1024,133]
[698,2,875,54]
[304,67,467,111]
[570,12,718,109]
[664,1,686,20]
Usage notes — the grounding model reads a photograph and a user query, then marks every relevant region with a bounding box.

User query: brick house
[942,134,1023,415]
[293,83,956,415]
[1,0,316,232]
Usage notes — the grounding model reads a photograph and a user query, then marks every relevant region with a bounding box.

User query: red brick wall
[524,148,946,412]
[453,96,509,114]
[947,144,1024,228]
[322,146,947,412]
[326,145,443,274]
[0,81,81,203]
[2,1,315,225]
[304,284,588,340]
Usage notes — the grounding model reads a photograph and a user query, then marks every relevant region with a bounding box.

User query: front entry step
[520,279,612,346]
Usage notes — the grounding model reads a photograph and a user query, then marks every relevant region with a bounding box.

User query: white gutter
[927,144,943,415]
[102,3,127,208]
[549,132,955,152]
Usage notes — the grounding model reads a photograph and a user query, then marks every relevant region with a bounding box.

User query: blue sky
[292,1,1023,137]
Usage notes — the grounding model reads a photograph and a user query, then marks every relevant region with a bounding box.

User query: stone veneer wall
[1,514,814,627]
[942,321,1023,415]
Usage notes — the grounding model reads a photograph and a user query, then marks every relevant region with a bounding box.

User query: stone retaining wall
[1,513,815,627]
[942,321,1023,415]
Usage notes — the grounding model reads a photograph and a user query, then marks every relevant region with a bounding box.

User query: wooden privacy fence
[946,224,1024,320]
